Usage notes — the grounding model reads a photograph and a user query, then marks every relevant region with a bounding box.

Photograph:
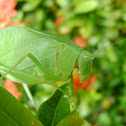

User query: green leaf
[56,0,71,8]
[74,0,98,14]
[37,82,70,126]
[22,0,41,12]
[16,0,28,2]
[0,86,43,126]
[57,113,91,126]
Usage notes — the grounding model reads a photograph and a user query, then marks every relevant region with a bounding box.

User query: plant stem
[22,83,38,111]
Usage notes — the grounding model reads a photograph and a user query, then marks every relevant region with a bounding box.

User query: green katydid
[0,26,123,110]
[0,26,94,88]
[0,26,123,90]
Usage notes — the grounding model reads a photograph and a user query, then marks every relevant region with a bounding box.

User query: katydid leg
[0,53,49,80]
[0,53,30,80]
[0,53,66,94]
[23,83,38,111]
[27,53,67,94]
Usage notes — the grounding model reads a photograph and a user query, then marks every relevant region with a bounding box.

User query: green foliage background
[15,0,126,125]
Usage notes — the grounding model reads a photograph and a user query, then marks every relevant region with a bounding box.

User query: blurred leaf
[45,19,55,31]
[37,82,70,126]
[56,0,71,8]
[58,25,72,35]
[99,19,117,27]
[57,113,91,126]
[122,73,126,85]
[96,112,112,126]
[22,0,41,12]
[105,46,117,63]
[64,17,85,28]
[35,9,45,22]
[16,0,28,1]
[79,17,95,37]
[17,10,24,21]
[74,0,98,14]
[0,86,43,126]
[43,0,54,7]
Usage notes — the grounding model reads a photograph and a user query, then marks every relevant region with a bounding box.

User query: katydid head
[77,36,125,82]
[78,50,95,82]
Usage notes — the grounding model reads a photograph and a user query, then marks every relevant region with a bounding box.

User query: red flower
[73,68,97,92]
[93,124,98,126]
[73,36,87,48]
[0,0,25,29]
[4,80,22,99]
[54,16,65,26]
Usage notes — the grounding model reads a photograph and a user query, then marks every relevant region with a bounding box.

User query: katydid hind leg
[0,53,49,81]
[24,53,68,93]
[20,48,63,71]
[0,53,30,80]
[0,52,67,94]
